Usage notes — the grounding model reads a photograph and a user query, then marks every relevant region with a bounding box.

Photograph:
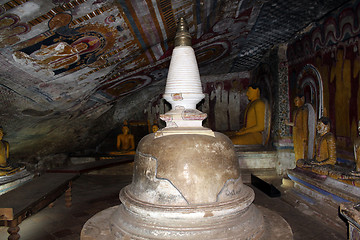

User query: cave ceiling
[0,0,350,159]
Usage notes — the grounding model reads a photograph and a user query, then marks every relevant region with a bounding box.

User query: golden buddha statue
[230,85,265,145]
[285,95,310,161]
[297,117,336,168]
[116,125,135,153]
[313,117,336,165]
[0,127,19,176]
[353,120,360,172]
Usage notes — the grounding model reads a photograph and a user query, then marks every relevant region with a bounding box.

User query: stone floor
[0,163,347,240]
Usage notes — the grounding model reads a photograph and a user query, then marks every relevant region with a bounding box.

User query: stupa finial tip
[174,17,191,47]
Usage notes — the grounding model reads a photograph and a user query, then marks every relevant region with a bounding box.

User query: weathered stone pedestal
[110,186,262,239]
[81,131,292,240]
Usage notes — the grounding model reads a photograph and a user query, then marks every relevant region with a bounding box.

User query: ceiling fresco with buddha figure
[0,0,352,160]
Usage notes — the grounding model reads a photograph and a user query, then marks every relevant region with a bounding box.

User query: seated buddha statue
[230,85,266,145]
[0,127,20,176]
[313,117,336,165]
[116,125,135,154]
[297,117,336,169]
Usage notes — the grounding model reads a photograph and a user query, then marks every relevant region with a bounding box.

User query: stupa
[81,18,292,240]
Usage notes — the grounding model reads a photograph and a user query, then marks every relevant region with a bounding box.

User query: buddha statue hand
[349,170,360,176]
[316,158,337,166]
[296,158,320,168]
[296,158,309,168]
[236,128,246,135]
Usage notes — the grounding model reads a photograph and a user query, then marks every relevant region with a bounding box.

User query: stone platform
[287,168,360,203]
[284,168,357,232]
[237,148,277,169]
[235,143,295,175]
[46,155,134,174]
[0,170,33,195]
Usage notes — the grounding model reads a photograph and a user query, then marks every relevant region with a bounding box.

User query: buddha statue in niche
[0,127,20,176]
[353,120,360,173]
[297,117,336,168]
[285,95,314,162]
[116,125,135,154]
[229,85,266,145]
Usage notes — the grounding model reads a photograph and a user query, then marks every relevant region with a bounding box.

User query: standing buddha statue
[286,95,309,161]
[353,120,360,173]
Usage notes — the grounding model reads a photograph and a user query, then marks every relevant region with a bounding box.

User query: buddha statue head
[317,117,330,136]
[294,94,305,108]
[122,125,130,135]
[246,84,261,102]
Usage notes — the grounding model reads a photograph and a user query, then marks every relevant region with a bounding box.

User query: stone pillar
[274,44,295,175]
[276,43,291,138]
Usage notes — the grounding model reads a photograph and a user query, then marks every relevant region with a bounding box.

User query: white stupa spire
[163,17,204,110]
[158,18,214,137]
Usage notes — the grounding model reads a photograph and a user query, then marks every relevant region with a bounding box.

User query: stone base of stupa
[80,203,292,240]
[80,132,293,240]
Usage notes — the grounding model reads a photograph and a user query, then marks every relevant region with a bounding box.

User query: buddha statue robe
[230,86,265,145]
[314,131,336,165]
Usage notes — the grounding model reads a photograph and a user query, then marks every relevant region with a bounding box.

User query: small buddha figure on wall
[229,84,266,145]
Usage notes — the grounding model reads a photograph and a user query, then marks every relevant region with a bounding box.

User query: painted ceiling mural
[1,0,258,105]
[0,0,351,158]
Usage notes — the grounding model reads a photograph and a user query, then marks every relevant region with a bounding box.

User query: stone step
[287,168,360,203]
[237,150,277,169]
